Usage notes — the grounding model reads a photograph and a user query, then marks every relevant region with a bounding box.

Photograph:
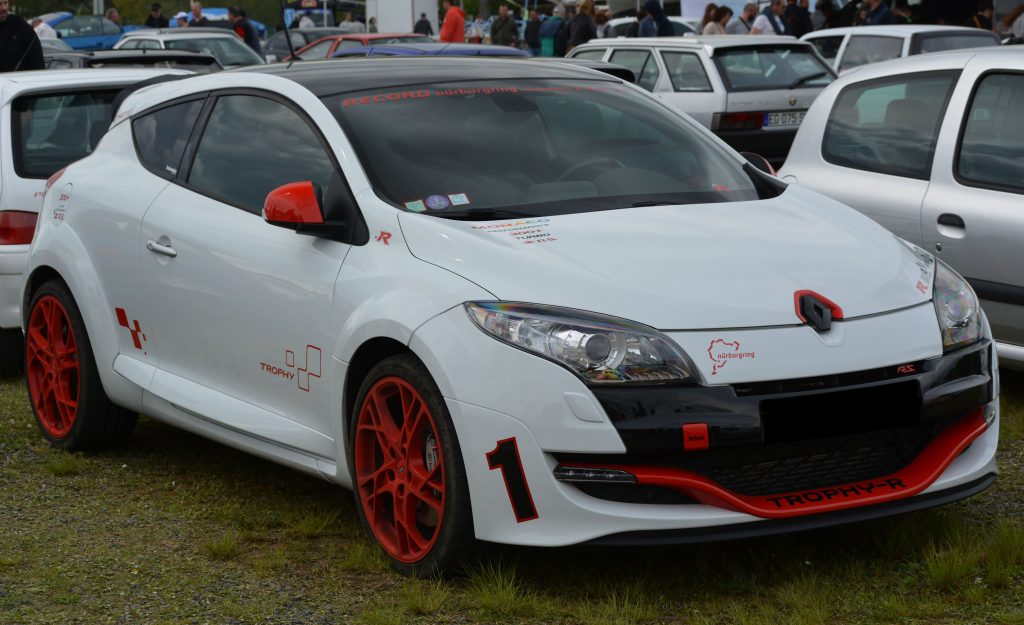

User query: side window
[822,71,958,180]
[119,39,139,49]
[55,17,80,38]
[187,95,336,215]
[338,39,363,50]
[102,18,121,35]
[291,32,308,48]
[572,48,606,61]
[808,36,844,65]
[139,39,161,50]
[46,59,75,69]
[957,73,1024,194]
[11,89,120,178]
[609,49,661,92]
[838,36,902,72]
[661,51,712,92]
[132,99,204,179]
[300,39,336,59]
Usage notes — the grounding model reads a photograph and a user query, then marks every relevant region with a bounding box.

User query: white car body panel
[779,47,1024,368]
[23,61,1000,550]
[802,25,1000,72]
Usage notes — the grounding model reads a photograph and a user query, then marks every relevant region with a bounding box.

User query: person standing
[863,0,894,25]
[298,11,315,28]
[146,3,169,28]
[750,0,788,34]
[0,0,43,72]
[173,11,188,27]
[641,0,674,36]
[784,0,812,37]
[703,6,733,34]
[524,10,541,55]
[414,12,433,36]
[568,0,597,50]
[189,2,211,27]
[228,7,261,54]
[439,0,465,43]
[727,3,758,33]
[966,0,994,29]
[491,4,519,48]
[539,4,567,56]
[699,3,717,32]
[105,7,121,26]
[1002,4,1024,39]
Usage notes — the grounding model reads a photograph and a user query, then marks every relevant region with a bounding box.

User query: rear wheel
[0,327,24,377]
[350,354,475,577]
[25,280,136,450]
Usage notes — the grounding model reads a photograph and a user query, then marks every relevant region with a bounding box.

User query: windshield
[166,37,264,66]
[911,32,999,55]
[714,46,834,92]
[325,79,760,217]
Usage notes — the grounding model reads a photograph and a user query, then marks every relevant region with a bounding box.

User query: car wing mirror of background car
[263,179,368,245]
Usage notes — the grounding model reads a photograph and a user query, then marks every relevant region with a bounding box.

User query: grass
[0,371,1022,624]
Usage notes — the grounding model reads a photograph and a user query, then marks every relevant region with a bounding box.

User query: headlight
[465,302,697,384]
[933,262,981,352]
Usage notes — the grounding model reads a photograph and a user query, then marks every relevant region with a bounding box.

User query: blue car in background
[332,43,529,58]
[39,12,144,50]
[169,8,267,38]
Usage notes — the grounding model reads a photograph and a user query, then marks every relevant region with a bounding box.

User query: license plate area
[763,110,806,128]
[761,380,921,445]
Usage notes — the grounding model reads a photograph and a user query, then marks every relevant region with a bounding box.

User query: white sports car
[23,58,999,576]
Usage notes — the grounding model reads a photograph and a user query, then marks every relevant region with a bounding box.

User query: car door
[138,91,354,456]
[806,69,961,243]
[607,48,663,93]
[922,68,1024,350]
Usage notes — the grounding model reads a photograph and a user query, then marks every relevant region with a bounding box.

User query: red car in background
[285,32,431,61]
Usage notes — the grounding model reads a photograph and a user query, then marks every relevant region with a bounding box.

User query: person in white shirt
[31,18,56,38]
[726,3,757,34]
[750,0,787,34]
[298,11,314,28]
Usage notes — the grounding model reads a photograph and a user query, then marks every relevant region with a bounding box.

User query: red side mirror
[263,181,324,225]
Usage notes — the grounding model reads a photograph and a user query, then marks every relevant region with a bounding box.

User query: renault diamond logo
[794,290,843,332]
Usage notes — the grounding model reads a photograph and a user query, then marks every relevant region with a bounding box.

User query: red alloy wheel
[355,377,445,563]
[26,295,80,439]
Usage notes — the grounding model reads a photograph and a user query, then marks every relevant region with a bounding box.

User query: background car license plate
[764,111,806,127]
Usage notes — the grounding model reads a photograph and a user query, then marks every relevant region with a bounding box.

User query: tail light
[714,112,765,131]
[0,211,39,245]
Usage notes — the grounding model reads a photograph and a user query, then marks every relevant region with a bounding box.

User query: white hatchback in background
[568,36,836,165]
[0,69,189,376]
[114,28,266,68]
[802,25,1000,73]
[779,47,1024,369]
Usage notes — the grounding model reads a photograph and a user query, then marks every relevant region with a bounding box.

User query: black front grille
[574,483,697,505]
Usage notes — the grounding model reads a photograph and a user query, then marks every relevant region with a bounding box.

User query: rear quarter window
[12,89,120,179]
[132,99,205,179]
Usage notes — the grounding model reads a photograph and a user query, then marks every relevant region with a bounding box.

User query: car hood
[398,185,934,330]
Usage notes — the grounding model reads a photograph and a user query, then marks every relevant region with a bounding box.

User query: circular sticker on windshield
[425,194,452,211]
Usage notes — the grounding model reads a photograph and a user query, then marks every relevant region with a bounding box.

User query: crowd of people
[436,0,1024,57]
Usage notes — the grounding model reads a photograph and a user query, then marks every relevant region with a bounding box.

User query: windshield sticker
[404,199,426,213]
[425,194,452,211]
[471,218,557,245]
[707,339,756,376]
[712,184,731,192]
[448,193,471,206]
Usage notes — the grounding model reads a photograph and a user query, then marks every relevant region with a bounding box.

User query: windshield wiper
[789,71,829,89]
[422,208,537,221]
[630,200,677,207]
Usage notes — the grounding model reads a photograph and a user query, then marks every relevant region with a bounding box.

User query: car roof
[234,57,619,97]
[803,24,995,38]
[828,45,1023,83]
[606,16,688,25]
[345,32,430,40]
[0,68,192,93]
[121,28,237,39]
[48,50,217,61]
[577,35,807,50]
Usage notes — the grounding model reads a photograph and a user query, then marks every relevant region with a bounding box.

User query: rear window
[838,35,902,72]
[12,89,120,179]
[165,37,264,66]
[713,46,833,92]
[911,32,999,55]
[324,79,761,218]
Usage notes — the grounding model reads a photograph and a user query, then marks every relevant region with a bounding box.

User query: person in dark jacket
[228,7,261,55]
[539,4,568,56]
[146,3,169,28]
[524,9,541,56]
[784,0,812,37]
[414,13,433,35]
[864,0,894,25]
[491,4,519,47]
[640,0,673,36]
[0,0,43,72]
[568,0,597,50]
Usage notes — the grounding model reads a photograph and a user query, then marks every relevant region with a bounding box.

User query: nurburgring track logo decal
[707,339,756,376]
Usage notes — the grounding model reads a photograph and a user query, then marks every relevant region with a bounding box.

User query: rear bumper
[0,245,28,329]
[714,128,796,166]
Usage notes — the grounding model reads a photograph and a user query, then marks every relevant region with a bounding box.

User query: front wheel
[350,354,475,577]
[25,280,137,450]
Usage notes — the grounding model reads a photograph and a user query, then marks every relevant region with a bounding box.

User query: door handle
[146,239,177,258]
[937,213,965,229]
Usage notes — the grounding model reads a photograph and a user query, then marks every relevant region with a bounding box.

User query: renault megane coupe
[22,59,999,576]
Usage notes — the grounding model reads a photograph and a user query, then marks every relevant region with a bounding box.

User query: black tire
[349,353,476,577]
[25,280,137,451]
[0,327,24,377]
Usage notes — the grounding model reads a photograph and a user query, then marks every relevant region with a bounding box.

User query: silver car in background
[779,47,1024,369]
[803,25,1000,73]
[568,36,836,165]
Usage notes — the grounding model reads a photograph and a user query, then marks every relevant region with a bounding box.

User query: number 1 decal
[486,437,539,523]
